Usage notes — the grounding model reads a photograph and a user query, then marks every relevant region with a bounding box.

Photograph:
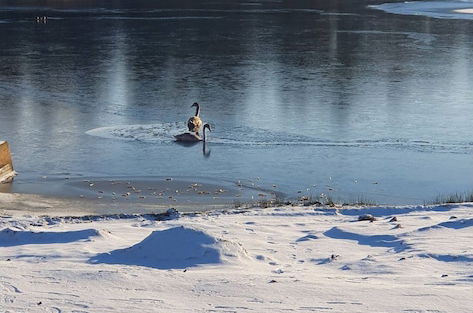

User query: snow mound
[89,226,248,269]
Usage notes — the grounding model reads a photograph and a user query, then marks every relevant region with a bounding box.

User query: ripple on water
[85,123,473,154]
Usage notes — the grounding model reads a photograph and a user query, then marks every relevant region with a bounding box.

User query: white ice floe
[371,1,473,20]
[0,203,472,311]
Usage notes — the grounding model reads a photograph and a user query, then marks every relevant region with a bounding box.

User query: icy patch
[371,1,473,20]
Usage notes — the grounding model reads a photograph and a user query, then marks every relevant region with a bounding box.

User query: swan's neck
[202,127,206,142]
[195,104,200,117]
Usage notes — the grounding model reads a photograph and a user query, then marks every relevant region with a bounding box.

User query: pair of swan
[174,102,211,142]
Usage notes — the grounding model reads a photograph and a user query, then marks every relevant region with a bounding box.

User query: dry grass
[429,191,473,205]
[240,194,377,208]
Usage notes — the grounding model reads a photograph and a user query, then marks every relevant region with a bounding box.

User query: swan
[175,123,211,142]
[187,102,203,135]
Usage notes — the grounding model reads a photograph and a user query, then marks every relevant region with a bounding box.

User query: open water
[1,0,473,204]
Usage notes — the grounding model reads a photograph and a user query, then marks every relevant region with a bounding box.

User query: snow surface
[0,204,472,312]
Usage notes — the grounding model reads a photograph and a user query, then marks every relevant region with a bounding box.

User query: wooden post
[0,141,15,183]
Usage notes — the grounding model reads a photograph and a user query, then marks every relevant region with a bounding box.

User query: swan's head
[203,123,212,132]
[191,102,199,108]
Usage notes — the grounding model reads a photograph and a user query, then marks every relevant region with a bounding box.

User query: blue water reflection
[1,0,472,204]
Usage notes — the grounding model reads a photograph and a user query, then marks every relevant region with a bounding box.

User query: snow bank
[90,226,247,269]
[0,204,472,312]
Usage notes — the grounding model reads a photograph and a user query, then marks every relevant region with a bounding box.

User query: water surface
[1,0,473,205]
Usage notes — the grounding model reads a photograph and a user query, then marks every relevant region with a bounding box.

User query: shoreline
[0,175,281,216]
[0,185,467,219]
[1,181,469,217]
[0,191,245,217]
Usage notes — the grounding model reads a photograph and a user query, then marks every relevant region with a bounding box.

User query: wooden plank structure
[0,141,15,183]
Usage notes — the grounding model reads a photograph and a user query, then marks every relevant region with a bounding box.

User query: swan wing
[175,132,201,142]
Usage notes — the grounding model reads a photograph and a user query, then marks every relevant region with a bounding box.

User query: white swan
[187,102,203,135]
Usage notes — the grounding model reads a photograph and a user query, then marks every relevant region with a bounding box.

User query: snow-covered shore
[0,203,472,312]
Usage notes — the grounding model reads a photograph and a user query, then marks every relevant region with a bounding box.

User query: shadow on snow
[418,218,473,231]
[0,228,98,247]
[323,227,408,252]
[418,254,473,263]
